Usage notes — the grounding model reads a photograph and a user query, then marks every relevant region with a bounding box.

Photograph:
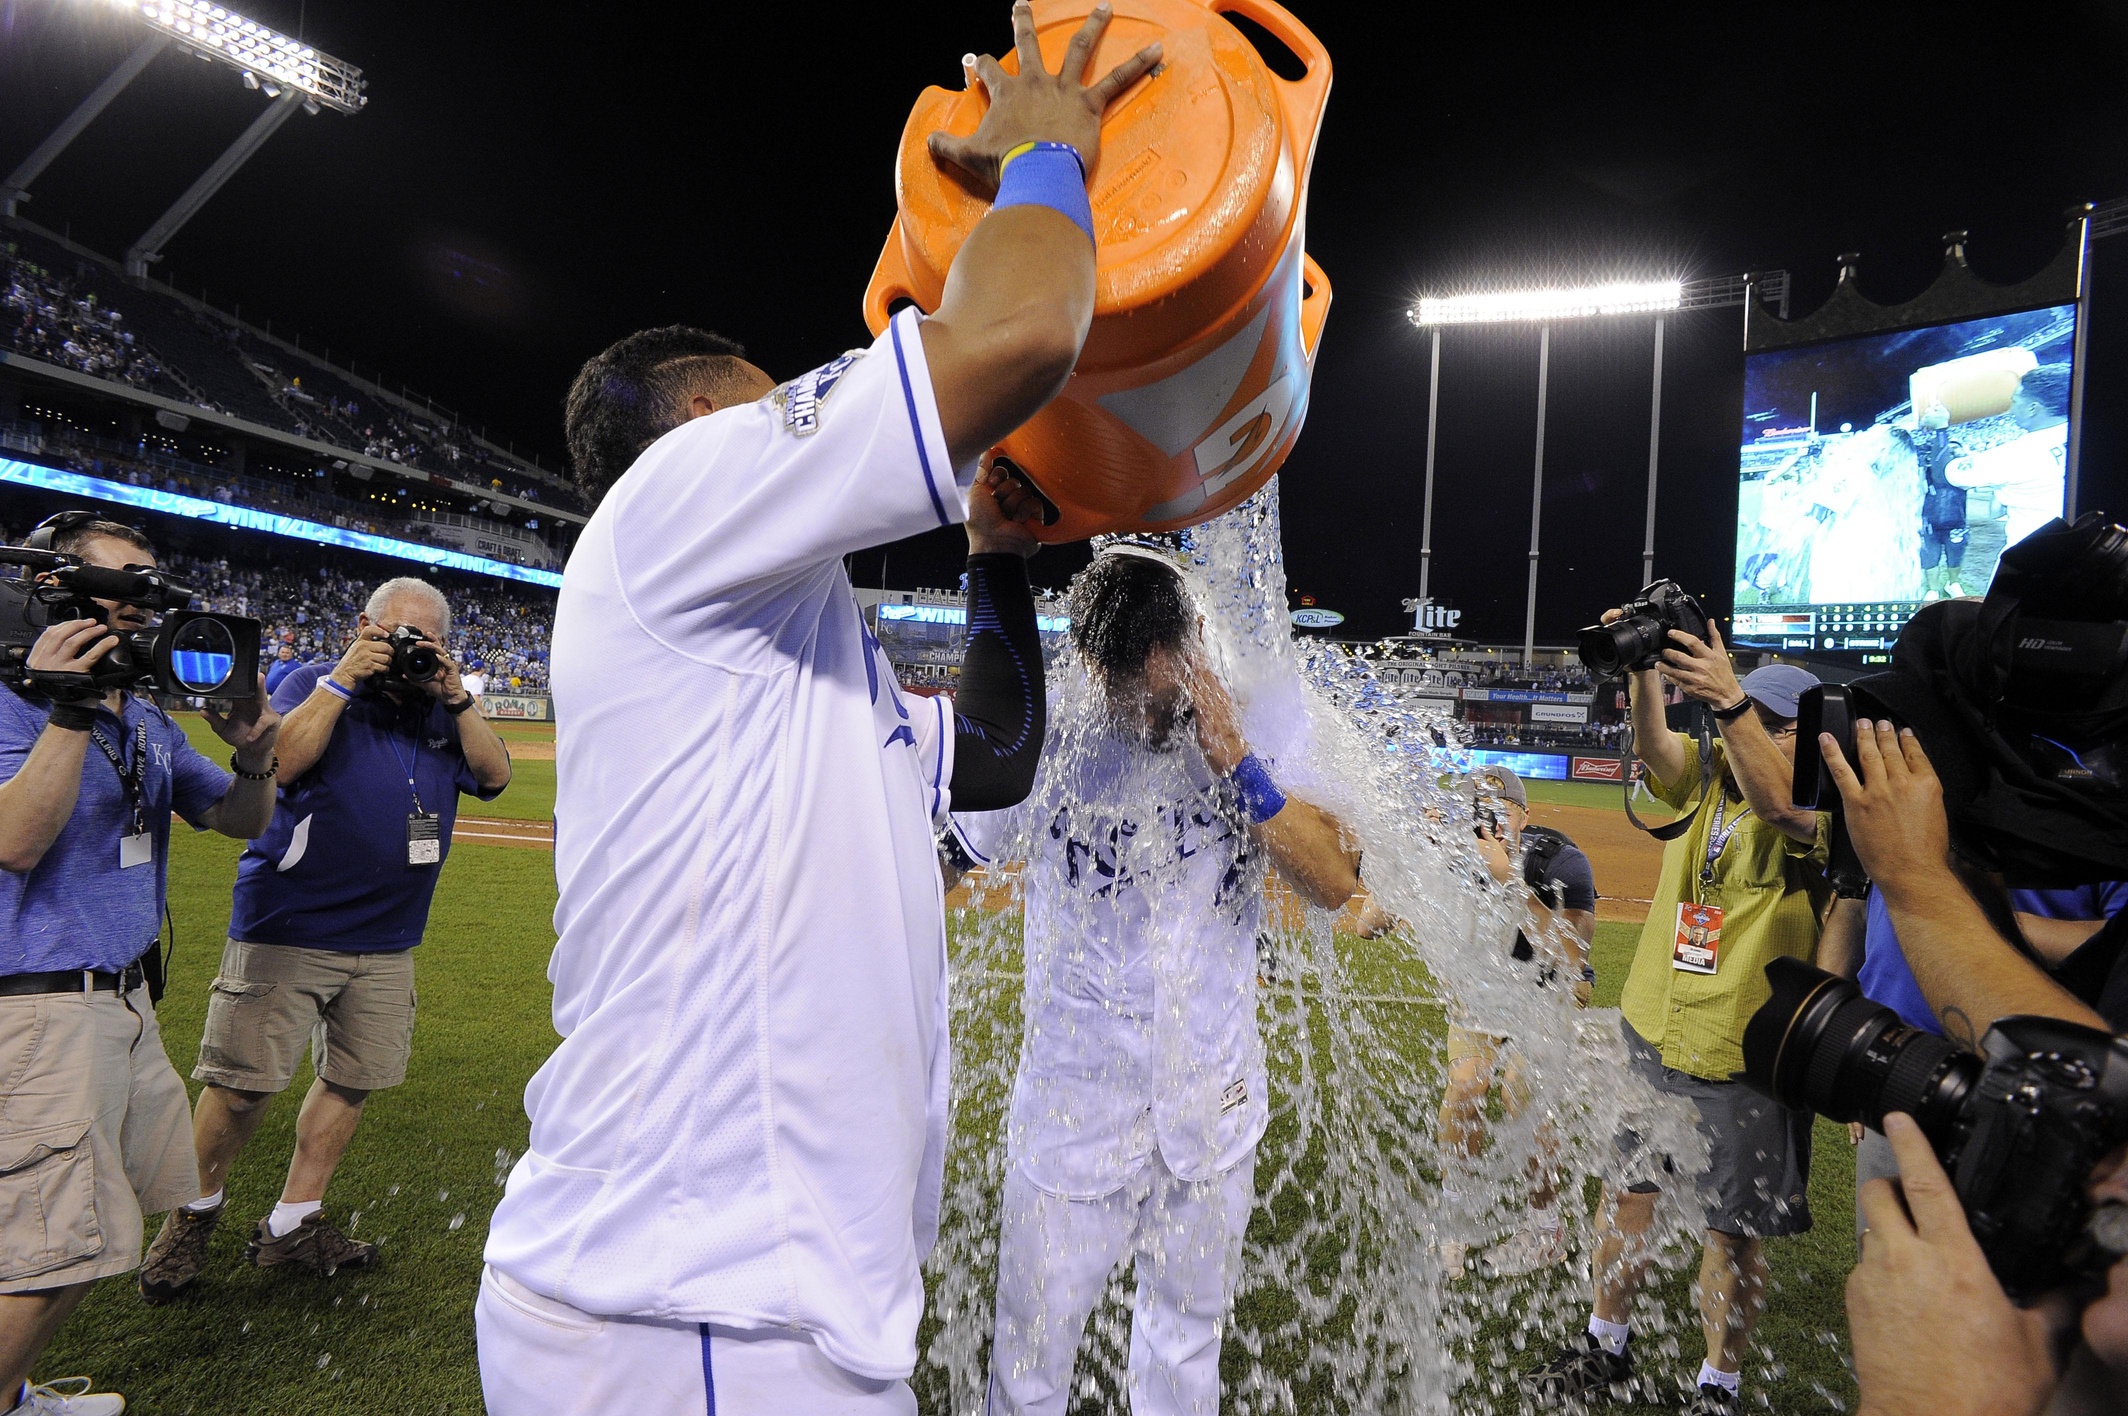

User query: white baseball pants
[986,1149,1255,1416]
[476,1264,916,1416]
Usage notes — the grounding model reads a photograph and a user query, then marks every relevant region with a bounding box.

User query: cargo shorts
[193,940,417,1094]
[0,986,199,1292]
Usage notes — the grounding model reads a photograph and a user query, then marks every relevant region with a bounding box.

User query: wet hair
[563,326,750,506]
[2018,362,2072,419]
[1068,554,1194,685]
[51,518,155,561]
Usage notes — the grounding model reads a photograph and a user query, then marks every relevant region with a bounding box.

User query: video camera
[1743,957,2128,1300]
[0,547,261,703]
[1794,512,2128,885]
[1575,579,1710,678]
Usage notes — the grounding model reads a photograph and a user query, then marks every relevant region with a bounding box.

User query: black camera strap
[1620,707,1715,842]
[89,718,150,839]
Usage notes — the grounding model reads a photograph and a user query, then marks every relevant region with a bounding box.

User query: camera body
[383,624,442,689]
[0,551,259,702]
[1791,682,1900,810]
[1576,579,1711,678]
[1744,957,2128,1298]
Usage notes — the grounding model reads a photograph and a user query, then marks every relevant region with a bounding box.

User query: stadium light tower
[1405,273,1783,664]
[0,1,366,273]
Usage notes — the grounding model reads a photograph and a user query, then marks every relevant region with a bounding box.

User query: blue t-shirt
[1857,881,2128,1033]
[263,656,302,697]
[0,687,232,973]
[228,664,505,951]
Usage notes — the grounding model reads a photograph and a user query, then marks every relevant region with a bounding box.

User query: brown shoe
[139,1202,222,1303]
[243,1209,377,1275]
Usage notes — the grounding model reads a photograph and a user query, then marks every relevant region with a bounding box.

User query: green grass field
[35,720,1856,1414]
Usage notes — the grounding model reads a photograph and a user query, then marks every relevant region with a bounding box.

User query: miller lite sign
[1401,596,1464,637]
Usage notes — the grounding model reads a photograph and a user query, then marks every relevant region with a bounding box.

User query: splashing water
[916,481,1711,1414]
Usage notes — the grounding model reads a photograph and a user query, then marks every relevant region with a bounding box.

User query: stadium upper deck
[1,216,584,579]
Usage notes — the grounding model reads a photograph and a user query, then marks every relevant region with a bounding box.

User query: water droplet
[448,1212,466,1230]
[315,1353,331,1370]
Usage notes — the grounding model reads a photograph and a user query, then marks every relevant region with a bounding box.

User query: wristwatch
[1710,695,1753,721]
[443,695,477,716]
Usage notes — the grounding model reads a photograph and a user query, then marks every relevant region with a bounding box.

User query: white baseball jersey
[953,728,1270,1200]
[484,308,968,1382]
[1949,421,2067,547]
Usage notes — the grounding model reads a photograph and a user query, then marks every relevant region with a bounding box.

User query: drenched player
[477,8,1162,1413]
[950,546,1361,1416]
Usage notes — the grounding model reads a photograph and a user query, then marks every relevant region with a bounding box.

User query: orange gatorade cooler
[864,0,1332,542]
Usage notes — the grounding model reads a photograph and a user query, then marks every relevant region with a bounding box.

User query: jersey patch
[774,349,862,436]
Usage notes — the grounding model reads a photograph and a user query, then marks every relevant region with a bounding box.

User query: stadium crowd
[2,244,167,392]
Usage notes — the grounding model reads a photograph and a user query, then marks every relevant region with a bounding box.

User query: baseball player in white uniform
[476,8,1163,1413]
[949,546,1363,1416]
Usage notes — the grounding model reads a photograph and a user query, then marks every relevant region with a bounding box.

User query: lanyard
[1700,794,1752,891]
[90,719,150,837]
[385,706,427,815]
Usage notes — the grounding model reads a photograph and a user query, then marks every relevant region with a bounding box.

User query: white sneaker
[1478,1219,1567,1278]
[14,1377,126,1414]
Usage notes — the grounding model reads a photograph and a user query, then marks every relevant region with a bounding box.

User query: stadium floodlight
[1409,279,1683,327]
[97,0,368,115]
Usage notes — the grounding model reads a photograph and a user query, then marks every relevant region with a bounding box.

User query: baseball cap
[1465,764,1527,809]
[1739,663,1820,719]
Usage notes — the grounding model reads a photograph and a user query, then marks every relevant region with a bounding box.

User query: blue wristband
[1230,753,1286,825]
[992,143,1095,246]
[320,676,352,702]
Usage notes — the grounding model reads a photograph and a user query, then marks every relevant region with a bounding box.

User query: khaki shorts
[194,940,416,1094]
[0,986,199,1292]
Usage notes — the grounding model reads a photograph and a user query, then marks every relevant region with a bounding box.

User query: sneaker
[138,1202,222,1303]
[1521,1332,1634,1407]
[1478,1218,1567,1278]
[244,1209,377,1275]
[1685,1382,1742,1416]
[13,1376,126,1413]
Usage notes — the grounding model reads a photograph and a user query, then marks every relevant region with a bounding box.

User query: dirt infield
[453,815,552,849]
[1527,800,1673,924]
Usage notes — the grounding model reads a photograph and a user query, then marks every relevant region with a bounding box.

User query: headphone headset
[22,509,102,553]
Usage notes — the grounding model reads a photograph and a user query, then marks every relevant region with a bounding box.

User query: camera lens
[405,643,440,679]
[168,617,235,695]
[1576,617,1654,678]
[1742,957,1979,1133]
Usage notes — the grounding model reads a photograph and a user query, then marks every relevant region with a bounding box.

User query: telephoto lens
[1741,956,1980,1133]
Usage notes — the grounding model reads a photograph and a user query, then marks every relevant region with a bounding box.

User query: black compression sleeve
[949,552,1046,811]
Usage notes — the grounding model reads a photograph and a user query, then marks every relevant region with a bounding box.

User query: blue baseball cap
[1739,663,1819,719]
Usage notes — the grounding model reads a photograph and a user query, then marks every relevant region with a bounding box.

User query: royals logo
[774,350,861,436]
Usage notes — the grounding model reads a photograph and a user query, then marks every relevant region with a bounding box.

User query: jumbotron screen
[1730,303,2076,659]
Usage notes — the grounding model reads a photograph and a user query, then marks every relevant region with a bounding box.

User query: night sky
[5,0,2128,641]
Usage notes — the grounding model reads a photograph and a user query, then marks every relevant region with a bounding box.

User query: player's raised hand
[930,2,1162,191]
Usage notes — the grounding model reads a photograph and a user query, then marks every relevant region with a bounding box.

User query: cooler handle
[1300,252,1330,356]
[1208,0,1333,182]
[862,217,922,337]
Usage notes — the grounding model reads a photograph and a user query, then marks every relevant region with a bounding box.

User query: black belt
[0,959,149,998]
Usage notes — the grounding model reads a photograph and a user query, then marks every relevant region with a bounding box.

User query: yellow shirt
[1620,735,1831,1080]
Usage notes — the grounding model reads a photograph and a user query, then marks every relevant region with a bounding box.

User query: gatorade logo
[1144,372,1296,523]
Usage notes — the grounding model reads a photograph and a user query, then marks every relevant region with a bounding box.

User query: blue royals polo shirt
[229,663,505,952]
[0,686,232,974]
[1857,880,2128,1033]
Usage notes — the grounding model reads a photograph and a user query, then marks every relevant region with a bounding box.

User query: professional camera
[1743,957,2128,1299]
[382,624,442,688]
[1575,579,1711,678]
[0,548,260,702]
[1804,512,2128,884]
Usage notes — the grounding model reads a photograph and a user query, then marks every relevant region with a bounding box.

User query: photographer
[1526,619,1830,1416]
[137,577,510,1303]
[1439,765,1596,1280]
[0,515,279,1416]
[1820,720,2126,1416]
